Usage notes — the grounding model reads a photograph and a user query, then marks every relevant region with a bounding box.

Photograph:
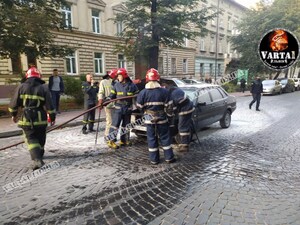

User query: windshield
[262,80,275,86]
[174,79,186,86]
[182,88,197,101]
[279,79,287,84]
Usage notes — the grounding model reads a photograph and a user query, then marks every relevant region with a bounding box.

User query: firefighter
[98,69,118,136]
[82,73,99,134]
[136,68,176,165]
[105,68,139,149]
[167,86,195,151]
[8,67,56,170]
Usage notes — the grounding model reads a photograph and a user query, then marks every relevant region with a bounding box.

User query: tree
[231,0,300,78]
[0,0,73,66]
[115,0,216,75]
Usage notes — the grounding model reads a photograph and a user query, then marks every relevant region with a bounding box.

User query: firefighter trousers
[146,123,174,163]
[83,103,96,131]
[178,113,193,146]
[23,126,47,161]
[107,106,131,142]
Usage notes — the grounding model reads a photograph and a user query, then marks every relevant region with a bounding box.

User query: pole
[214,0,220,83]
[94,107,102,146]
[0,95,137,151]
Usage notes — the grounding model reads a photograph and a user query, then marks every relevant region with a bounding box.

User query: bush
[221,82,240,93]
[63,76,84,105]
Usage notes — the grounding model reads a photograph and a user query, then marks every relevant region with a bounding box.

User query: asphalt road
[1,91,300,225]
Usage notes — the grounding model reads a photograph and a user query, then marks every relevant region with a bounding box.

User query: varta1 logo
[258,29,299,70]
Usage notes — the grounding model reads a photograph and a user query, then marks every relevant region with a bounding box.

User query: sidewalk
[0,91,251,138]
[0,108,105,138]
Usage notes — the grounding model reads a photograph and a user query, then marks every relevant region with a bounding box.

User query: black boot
[30,149,44,170]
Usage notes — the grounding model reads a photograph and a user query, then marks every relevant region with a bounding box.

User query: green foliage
[221,82,240,93]
[63,76,84,105]
[230,0,300,76]
[0,0,73,59]
[115,0,216,68]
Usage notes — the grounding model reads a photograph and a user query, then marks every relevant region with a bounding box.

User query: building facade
[0,0,248,84]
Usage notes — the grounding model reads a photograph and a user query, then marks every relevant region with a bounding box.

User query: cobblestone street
[1,92,300,225]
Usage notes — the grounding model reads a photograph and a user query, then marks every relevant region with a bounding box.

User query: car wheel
[220,110,231,128]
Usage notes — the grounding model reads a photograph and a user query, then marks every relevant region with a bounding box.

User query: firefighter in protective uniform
[82,73,99,134]
[167,86,195,151]
[98,69,118,136]
[136,68,176,164]
[8,67,56,170]
[105,68,139,149]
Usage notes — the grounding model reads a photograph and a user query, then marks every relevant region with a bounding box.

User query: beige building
[0,0,247,84]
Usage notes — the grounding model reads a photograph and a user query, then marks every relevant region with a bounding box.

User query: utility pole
[214,0,220,83]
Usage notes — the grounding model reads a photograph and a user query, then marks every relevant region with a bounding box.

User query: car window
[217,87,228,97]
[161,79,176,87]
[209,88,224,101]
[173,79,186,86]
[197,88,211,103]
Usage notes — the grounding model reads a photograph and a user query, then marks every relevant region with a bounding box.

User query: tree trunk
[149,0,159,69]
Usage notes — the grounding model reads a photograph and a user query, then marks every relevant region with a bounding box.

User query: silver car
[262,80,282,95]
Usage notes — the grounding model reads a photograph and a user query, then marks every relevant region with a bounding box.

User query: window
[200,39,205,51]
[198,89,211,103]
[117,21,123,35]
[218,64,221,76]
[26,47,37,68]
[209,64,213,76]
[171,58,176,74]
[66,52,77,74]
[92,9,100,34]
[219,39,223,53]
[61,5,72,28]
[158,57,163,74]
[118,54,125,68]
[210,88,224,101]
[183,59,187,73]
[94,53,104,74]
[227,16,232,30]
[11,55,22,74]
[200,63,204,76]
[210,38,215,52]
[183,37,188,47]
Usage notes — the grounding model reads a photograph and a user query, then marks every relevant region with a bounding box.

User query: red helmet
[25,67,41,79]
[108,69,118,79]
[117,68,129,79]
[146,68,160,82]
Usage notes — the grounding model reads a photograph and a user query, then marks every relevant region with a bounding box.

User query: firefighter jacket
[8,78,56,128]
[136,81,172,124]
[169,87,194,116]
[82,81,99,105]
[109,81,139,109]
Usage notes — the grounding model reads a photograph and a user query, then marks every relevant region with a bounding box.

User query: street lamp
[214,0,220,83]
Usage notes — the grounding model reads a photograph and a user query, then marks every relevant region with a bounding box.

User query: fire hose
[0,95,137,151]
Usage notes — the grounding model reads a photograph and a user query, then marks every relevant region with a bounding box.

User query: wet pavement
[1,91,300,224]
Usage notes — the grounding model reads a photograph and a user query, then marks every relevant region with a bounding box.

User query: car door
[208,87,227,122]
[193,87,213,130]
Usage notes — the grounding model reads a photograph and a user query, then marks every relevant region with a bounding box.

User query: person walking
[48,69,64,114]
[249,77,263,111]
[8,67,56,170]
[136,68,176,165]
[105,68,139,149]
[166,86,195,152]
[82,73,99,134]
[98,69,118,137]
[240,78,246,93]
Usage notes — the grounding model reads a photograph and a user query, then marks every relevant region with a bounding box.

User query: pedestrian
[82,73,99,134]
[8,66,56,170]
[98,69,118,137]
[105,68,139,149]
[164,85,195,152]
[249,77,263,111]
[48,69,64,114]
[136,68,176,165]
[240,78,246,93]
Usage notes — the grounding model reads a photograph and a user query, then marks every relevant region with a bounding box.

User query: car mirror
[197,102,206,106]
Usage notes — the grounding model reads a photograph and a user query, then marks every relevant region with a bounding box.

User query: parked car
[182,78,203,85]
[277,78,295,93]
[291,78,300,91]
[131,84,237,139]
[262,80,282,95]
